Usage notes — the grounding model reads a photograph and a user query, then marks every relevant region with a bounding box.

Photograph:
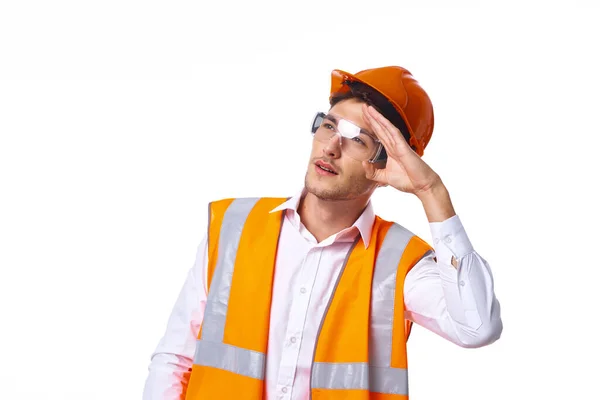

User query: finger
[366,105,401,139]
[362,104,396,153]
[366,106,406,150]
[362,160,387,184]
[366,105,414,155]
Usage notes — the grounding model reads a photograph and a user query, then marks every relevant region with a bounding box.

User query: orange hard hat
[329,66,434,156]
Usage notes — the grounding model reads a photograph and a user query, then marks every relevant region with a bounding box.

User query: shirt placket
[275,246,323,400]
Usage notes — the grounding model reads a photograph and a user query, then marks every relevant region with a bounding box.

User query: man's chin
[305,182,345,202]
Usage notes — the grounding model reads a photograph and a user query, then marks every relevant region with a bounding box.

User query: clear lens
[311,112,381,162]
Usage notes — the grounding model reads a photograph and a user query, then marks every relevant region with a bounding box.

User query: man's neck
[298,191,369,243]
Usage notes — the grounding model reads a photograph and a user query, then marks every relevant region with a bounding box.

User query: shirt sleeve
[403,215,503,348]
[142,235,208,399]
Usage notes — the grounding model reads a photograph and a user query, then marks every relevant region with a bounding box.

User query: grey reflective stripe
[370,224,413,366]
[370,366,408,395]
[201,197,259,341]
[312,362,368,390]
[194,198,266,381]
[311,363,408,395]
[206,201,211,267]
[194,339,265,380]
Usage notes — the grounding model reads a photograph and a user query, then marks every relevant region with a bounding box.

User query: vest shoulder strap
[205,197,288,287]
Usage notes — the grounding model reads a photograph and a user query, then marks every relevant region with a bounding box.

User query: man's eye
[323,123,335,130]
[352,137,366,146]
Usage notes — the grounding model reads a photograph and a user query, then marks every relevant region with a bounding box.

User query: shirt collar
[269,189,375,248]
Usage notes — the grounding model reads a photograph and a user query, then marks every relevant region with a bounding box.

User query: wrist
[417,182,456,223]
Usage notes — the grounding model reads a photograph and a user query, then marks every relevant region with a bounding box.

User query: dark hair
[329,80,415,155]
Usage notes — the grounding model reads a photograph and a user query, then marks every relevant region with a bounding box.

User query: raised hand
[361,104,442,197]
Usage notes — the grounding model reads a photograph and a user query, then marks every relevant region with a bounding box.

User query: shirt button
[444,236,452,243]
[300,287,307,294]
[290,337,297,343]
[460,280,465,286]
[282,387,288,393]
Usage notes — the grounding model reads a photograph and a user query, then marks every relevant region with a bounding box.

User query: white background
[1,0,599,399]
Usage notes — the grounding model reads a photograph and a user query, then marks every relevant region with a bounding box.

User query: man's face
[304,98,382,201]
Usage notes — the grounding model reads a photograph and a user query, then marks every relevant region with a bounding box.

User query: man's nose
[323,134,342,159]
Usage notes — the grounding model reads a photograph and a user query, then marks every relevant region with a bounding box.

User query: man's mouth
[315,161,338,175]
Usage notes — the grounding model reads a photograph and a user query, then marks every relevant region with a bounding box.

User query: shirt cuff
[429,214,475,265]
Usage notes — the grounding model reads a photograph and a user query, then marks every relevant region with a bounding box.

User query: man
[143,66,503,399]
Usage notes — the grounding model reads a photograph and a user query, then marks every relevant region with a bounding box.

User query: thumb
[362,161,387,185]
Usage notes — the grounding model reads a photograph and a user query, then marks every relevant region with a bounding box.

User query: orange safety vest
[185,197,432,400]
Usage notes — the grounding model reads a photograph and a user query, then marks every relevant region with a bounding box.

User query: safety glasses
[310,112,385,163]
